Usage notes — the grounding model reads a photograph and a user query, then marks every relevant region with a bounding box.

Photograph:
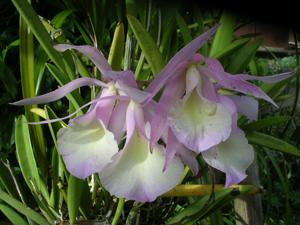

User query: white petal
[57,121,118,179]
[168,90,232,152]
[99,130,184,202]
[202,131,254,187]
[186,65,201,95]
[227,95,258,121]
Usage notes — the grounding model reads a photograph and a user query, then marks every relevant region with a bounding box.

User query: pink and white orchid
[12,25,217,201]
[12,24,294,201]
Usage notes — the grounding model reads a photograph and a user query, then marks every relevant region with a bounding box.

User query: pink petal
[227,95,258,121]
[54,44,112,76]
[146,25,218,95]
[236,70,295,83]
[108,101,129,143]
[176,147,199,176]
[116,80,152,104]
[149,75,185,149]
[165,129,199,176]
[95,86,117,127]
[218,95,238,132]
[199,66,277,106]
[11,77,108,106]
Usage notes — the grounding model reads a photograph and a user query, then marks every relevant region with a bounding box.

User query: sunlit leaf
[209,11,236,57]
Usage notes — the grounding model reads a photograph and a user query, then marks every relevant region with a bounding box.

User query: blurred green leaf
[160,8,176,58]
[226,38,263,73]
[166,188,236,224]
[11,0,67,73]
[127,14,164,75]
[247,131,300,157]
[108,22,125,70]
[0,204,29,225]
[0,61,17,99]
[175,12,192,44]
[212,38,250,60]
[67,176,85,225]
[44,106,65,210]
[51,9,75,28]
[242,116,291,131]
[209,11,236,57]
[0,161,20,200]
[0,190,50,225]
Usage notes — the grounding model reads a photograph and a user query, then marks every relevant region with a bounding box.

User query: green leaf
[108,22,125,70]
[211,38,250,60]
[247,131,300,157]
[226,38,263,73]
[166,188,236,224]
[0,190,50,225]
[19,14,47,176]
[160,8,176,58]
[127,14,164,75]
[67,176,85,225]
[0,161,20,200]
[34,47,48,95]
[209,11,236,57]
[175,12,192,44]
[11,0,67,73]
[44,106,65,210]
[51,9,75,28]
[242,116,291,131]
[15,115,49,202]
[0,61,18,101]
[0,204,29,225]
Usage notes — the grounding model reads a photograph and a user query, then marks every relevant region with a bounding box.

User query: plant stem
[111,198,125,225]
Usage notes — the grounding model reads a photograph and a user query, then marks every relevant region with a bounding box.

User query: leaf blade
[127,14,164,75]
[247,131,300,157]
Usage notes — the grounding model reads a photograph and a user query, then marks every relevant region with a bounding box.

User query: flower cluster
[13,25,293,202]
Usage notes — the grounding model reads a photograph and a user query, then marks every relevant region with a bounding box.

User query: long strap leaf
[19,12,47,177]
[247,131,300,157]
[11,0,66,73]
[127,14,164,75]
[15,116,49,202]
[0,190,50,225]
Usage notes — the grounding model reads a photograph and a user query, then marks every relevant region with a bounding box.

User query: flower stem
[111,198,125,225]
[162,184,261,197]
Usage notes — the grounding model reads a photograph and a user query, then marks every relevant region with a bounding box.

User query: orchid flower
[11,44,146,180]
[148,31,294,187]
[12,22,294,201]
[11,27,216,201]
[99,100,184,202]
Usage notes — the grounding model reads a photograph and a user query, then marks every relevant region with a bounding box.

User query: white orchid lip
[57,120,118,179]
[99,130,184,202]
[202,130,254,187]
[168,89,232,153]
